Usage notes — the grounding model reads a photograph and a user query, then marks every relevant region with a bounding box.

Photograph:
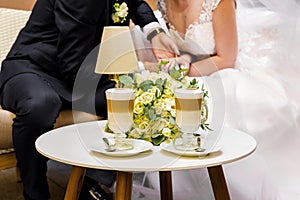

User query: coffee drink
[106,88,135,133]
[175,88,203,133]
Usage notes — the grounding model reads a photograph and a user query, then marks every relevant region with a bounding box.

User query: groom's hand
[149,31,180,60]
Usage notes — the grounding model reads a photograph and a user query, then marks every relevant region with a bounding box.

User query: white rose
[118,10,128,18]
[162,128,172,137]
[119,2,128,11]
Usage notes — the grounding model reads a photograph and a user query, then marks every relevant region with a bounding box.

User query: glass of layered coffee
[105,88,135,149]
[174,88,203,150]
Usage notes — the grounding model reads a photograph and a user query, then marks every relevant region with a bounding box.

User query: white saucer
[90,139,153,157]
[160,142,221,157]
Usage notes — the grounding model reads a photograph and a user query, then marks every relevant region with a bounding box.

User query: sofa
[0,1,101,179]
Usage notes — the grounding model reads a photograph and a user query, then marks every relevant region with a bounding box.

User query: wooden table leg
[159,171,173,200]
[64,166,86,200]
[207,165,230,200]
[115,171,132,200]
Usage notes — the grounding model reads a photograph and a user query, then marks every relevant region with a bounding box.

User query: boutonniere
[112,2,128,23]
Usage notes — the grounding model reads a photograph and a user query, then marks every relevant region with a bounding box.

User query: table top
[35,120,256,172]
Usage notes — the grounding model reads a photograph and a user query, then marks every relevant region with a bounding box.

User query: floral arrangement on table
[105,62,211,145]
[112,2,128,23]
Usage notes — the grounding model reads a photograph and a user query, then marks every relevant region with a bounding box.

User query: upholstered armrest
[0,107,15,148]
[0,8,31,62]
[54,110,102,128]
[0,106,103,149]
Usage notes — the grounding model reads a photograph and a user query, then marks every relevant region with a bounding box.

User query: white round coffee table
[35,120,256,200]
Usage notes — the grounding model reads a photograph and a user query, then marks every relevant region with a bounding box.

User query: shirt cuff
[143,22,161,35]
[138,61,145,71]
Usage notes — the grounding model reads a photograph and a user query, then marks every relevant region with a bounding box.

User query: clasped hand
[159,54,192,74]
[147,32,192,74]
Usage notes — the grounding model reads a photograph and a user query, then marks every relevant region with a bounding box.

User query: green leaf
[113,3,120,9]
[104,122,113,133]
[151,134,166,146]
[151,133,162,138]
[157,60,170,72]
[155,78,165,91]
[201,84,209,98]
[119,75,133,87]
[170,67,181,80]
[139,80,154,91]
[145,107,156,121]
[169,60,181,80]
[188,78,199,88]
[160,60,169,65]
[200,123,213,131]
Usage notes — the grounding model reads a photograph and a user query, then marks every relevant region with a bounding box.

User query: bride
[131,0,300,199]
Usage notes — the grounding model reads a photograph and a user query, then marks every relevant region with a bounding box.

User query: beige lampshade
[95,26,138,74]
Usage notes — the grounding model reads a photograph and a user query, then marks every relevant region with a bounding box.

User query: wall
[0,0,36,10]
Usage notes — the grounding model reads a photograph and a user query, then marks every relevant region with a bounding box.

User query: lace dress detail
[157,0,221,54]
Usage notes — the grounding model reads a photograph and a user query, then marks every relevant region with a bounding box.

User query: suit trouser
[0,72,115,200]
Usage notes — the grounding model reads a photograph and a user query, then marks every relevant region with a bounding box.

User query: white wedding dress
[131,0,300,199]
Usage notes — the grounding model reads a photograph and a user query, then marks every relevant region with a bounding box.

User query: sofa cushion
[0,107,102,150]
[0,8,31,66]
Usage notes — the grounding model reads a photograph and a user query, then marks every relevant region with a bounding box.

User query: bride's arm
[188,0,238,76]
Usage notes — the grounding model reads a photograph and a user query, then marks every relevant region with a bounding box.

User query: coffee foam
[106,88,135,100]
[174,88,203,99]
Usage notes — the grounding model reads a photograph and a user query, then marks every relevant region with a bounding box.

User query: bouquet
[106,63,210,145]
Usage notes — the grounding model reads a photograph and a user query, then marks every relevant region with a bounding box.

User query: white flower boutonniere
[112,2,128,23]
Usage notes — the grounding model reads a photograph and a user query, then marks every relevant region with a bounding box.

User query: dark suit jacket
[0,0,157,101]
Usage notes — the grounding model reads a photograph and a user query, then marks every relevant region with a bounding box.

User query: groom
[0,0,179,199]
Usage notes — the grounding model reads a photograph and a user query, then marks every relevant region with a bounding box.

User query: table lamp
[95,26,138,75]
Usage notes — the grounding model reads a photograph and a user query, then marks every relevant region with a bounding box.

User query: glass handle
[201,103,208,123]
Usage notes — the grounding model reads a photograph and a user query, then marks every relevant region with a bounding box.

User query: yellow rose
[140,115,149,123]
[163,88,173,96]
[112,13,119,23]
[136,88,143,96]
[140,92,154,104]
[139,121,149,130]
[133,115,142,124]
[150,86,161,98]
[134,100,144,114]
[161,110,170,117]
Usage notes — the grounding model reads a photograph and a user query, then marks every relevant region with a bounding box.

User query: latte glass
[106,88,135,148]
[174,88,203,149]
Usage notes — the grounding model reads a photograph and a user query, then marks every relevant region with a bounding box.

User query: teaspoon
[102,138,116,152]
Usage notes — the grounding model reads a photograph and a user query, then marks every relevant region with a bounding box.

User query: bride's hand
[160,54,192,73]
